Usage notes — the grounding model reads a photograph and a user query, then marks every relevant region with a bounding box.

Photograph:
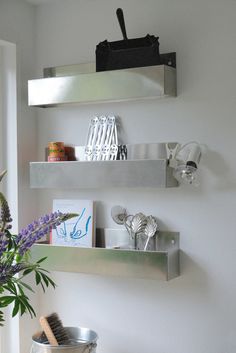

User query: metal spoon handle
[144,236,150,251]
[116,8,128,40]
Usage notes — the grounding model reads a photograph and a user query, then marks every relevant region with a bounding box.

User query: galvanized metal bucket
[31,327,98,353]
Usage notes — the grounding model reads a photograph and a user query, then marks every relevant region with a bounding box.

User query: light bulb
[174,165,200,186]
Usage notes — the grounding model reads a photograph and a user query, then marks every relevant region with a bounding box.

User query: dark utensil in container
[96,8,161,72]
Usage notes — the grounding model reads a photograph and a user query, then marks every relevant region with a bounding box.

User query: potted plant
[0,170,76,325]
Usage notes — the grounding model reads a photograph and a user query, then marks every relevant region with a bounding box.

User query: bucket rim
[32,326,98,348]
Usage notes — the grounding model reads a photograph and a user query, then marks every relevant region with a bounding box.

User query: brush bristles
[46,313,70,345]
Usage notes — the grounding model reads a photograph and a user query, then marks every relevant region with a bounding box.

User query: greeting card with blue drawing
[51,199,95,247]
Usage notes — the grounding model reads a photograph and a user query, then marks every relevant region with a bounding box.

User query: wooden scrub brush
[39,312,70,346]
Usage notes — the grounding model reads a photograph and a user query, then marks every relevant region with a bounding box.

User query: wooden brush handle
[39,316,59,346]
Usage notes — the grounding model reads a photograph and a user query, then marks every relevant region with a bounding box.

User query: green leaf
[0,296,15,306]
[20,302,26,316]
[17,284,24,296]
[7,238,13,251]
[4,281,17,295]
[36,257,48,264]
[23,300,36,318]
[17,295,36,318]
[19,281,35,293]
[17,284,29,299]
[12,299,20,317]
[23,268,34,276]
[0,170,7,182]
[37,268,50,273]
[43,274,56,289]
[40,273,49,287]
[15,253,23,263]
[35,272,41,285]
[40,281,45,293]
[23,251,31,262]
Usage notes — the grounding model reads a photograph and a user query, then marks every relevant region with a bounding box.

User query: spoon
[144,216,158,251]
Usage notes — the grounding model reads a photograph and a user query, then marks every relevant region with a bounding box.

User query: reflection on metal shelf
[30,143,178,189]
[30,159,178,189]
[28,64,176,107]
[31,230,180,281]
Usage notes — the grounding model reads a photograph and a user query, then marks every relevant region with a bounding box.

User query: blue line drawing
[85,216,91,235]
[70,208,85,239]
[55,207,92,243]
[56,220,67,238]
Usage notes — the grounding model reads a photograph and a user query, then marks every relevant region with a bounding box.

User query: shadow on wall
[179,250,209,287]
[202,146,236,191]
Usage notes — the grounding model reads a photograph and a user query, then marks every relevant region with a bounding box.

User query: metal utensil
[127,213,147,249]
[93,116,108,161]
[144,216,158,251]
[96,8,161,72]
[85,117,99,161]
[111,205,127,225]
[130,213,147,236]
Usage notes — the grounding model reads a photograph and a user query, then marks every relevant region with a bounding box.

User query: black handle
[116,8,128,40]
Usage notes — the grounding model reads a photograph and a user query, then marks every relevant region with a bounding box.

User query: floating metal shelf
[30,159,178,189]
[31,231,180,281]
[28,63,176,107]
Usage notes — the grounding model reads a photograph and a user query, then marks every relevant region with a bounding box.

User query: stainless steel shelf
[31,231,180,281]
[28,64,176,107]
[30,159,178,189]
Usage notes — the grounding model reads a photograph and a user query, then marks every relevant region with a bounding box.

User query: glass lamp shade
[174,164,200,186]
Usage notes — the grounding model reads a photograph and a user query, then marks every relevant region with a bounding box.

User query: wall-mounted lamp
[167,142,202,186]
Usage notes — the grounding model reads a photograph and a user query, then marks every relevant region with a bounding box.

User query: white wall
[26,0,236,353]
[0,1,38,353]
[0,0,38,226]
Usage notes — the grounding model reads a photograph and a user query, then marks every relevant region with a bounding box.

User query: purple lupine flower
[0,239,8,257]
[16,211,77,256]
[27,223,34,232]
[0,192,12,231]
[0,192,12,225]
[0,171,78,325]
[0,230,8,258]
[0,263,27,285]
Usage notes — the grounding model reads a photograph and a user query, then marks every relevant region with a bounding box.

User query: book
[51,199,96,247]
